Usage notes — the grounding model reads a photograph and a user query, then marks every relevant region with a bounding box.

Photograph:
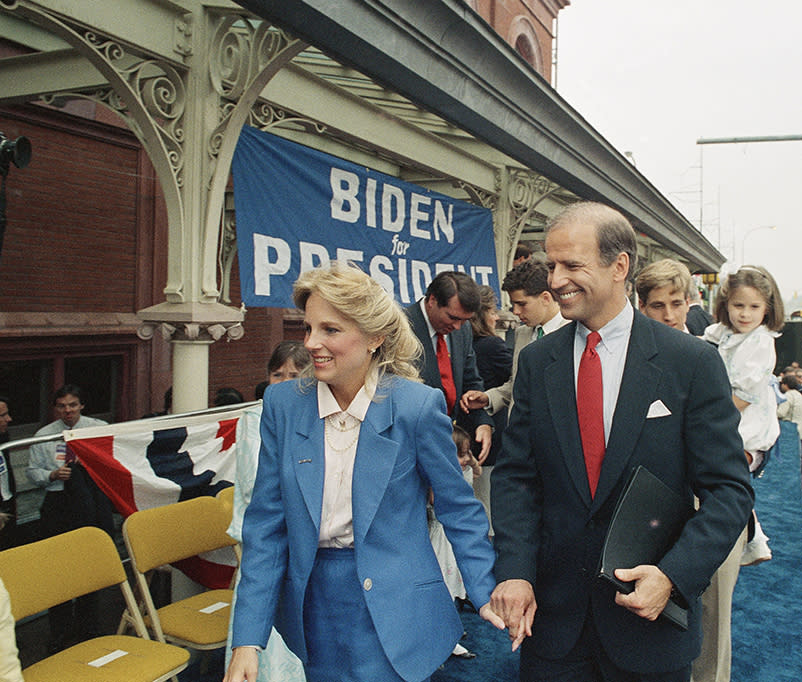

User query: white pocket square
[646,400,672,418]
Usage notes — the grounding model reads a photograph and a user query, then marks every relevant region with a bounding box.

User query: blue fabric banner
[232,126,498,307]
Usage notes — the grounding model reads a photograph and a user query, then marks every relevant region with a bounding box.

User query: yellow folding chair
[123,495,238,651]
[215,485,241,563]
[0,526,189,682]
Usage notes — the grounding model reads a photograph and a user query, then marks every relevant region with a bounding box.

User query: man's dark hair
[214,387,244,407]
[0,395,8,407]
[54,384,83,405]
[781,375,799,391]
[254,381,269,400]
[267,340,311,375]
[425,271,481,314]
[514,242,532,261]
[502,260,550,297]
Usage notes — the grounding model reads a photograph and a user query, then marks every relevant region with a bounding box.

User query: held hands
[613,565,673,621]
[489,579,536,651]
[460,390,489,413]
[223,646,259,682]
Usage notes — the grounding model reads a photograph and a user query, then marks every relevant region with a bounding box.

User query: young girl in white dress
[703,265,785,565]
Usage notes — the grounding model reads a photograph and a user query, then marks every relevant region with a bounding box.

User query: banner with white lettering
[232,126,498,307]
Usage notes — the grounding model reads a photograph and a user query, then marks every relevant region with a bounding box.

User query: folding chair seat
[123,495,238,650]
[0,526,189,682]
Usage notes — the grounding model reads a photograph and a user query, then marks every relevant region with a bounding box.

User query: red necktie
[436,333,456,414]
[577,331,604,497]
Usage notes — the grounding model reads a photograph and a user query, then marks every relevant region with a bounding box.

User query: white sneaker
[741,523,772,566]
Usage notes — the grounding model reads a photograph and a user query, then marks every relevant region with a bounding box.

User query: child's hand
[471,459,482,478]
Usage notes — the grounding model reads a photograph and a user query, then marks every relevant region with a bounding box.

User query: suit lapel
[408,303,440,388]
[293,395,325,533]
[351,393,398,545]
[592,313,662,509]
[544,323,593,508]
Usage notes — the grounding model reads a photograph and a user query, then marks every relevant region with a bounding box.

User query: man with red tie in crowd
[489,202,753,682]
[405,271,493,463]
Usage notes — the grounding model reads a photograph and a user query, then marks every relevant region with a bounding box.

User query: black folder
[597,465,694,630]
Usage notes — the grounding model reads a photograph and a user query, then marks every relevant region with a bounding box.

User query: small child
[704,265,785,566]
[453,424,482,485]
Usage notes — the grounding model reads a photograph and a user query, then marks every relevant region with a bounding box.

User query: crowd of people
[222,201,786,682]
[1,200,798,682]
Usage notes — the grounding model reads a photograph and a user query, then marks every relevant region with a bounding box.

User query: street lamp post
[740,225,776,266]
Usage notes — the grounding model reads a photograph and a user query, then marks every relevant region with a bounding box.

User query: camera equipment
[0,133,31,172]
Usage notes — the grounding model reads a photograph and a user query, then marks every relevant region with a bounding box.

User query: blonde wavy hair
[292,262,422,388]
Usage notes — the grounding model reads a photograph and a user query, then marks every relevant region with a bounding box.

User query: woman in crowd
[469,285,512,531]
[224,262,500,682]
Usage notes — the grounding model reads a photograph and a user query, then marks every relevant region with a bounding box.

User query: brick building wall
[0,103,293,423]
[1,108,140,312]
[468,0,569,83]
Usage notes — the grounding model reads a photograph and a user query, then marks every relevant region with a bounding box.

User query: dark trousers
[40,490,102,650]
[520,613,691,682]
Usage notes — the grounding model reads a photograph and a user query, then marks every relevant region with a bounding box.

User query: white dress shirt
[317,381,374,548]
[573,301,633,444]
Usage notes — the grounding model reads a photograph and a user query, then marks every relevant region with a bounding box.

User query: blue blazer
[492,311,754,674]
[232,377,496,681]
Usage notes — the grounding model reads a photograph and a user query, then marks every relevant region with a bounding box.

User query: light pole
[740,225,776,266]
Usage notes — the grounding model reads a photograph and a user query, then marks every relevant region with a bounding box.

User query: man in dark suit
[685,286,714,336]
[406,271,493,461]
[490,202,753,681]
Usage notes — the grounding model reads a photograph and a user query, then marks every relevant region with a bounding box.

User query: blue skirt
[303,548,430,682]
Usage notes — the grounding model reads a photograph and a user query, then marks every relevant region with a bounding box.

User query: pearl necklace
[325,414,360,452]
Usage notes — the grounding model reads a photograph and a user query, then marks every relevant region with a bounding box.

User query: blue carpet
[731,419,802,682]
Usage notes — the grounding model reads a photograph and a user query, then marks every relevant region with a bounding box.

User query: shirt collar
[577,300,634,352]
[419,297,438,341]
[317,381,374,421]
[541,310,567,336]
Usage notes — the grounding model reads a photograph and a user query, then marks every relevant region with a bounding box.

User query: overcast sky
[555,0,802,303]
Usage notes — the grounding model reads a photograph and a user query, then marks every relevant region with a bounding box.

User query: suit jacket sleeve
[455,326,493,429]
[231,393,289,648]
[489,344,542,585]
[486,326,528,415]
[416,388,496,607]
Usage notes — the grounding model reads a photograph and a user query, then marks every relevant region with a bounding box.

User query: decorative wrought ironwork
[456,179,499,211]
[505,168,558,242]
[219,191,238,304]
[80,30,187,186]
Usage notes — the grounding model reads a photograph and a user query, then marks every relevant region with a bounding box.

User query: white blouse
[317,381,374,548]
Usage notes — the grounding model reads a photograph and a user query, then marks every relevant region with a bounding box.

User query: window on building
[0,353,122,437]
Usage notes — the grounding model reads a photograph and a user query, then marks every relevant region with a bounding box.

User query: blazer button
[363,578,373,591]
